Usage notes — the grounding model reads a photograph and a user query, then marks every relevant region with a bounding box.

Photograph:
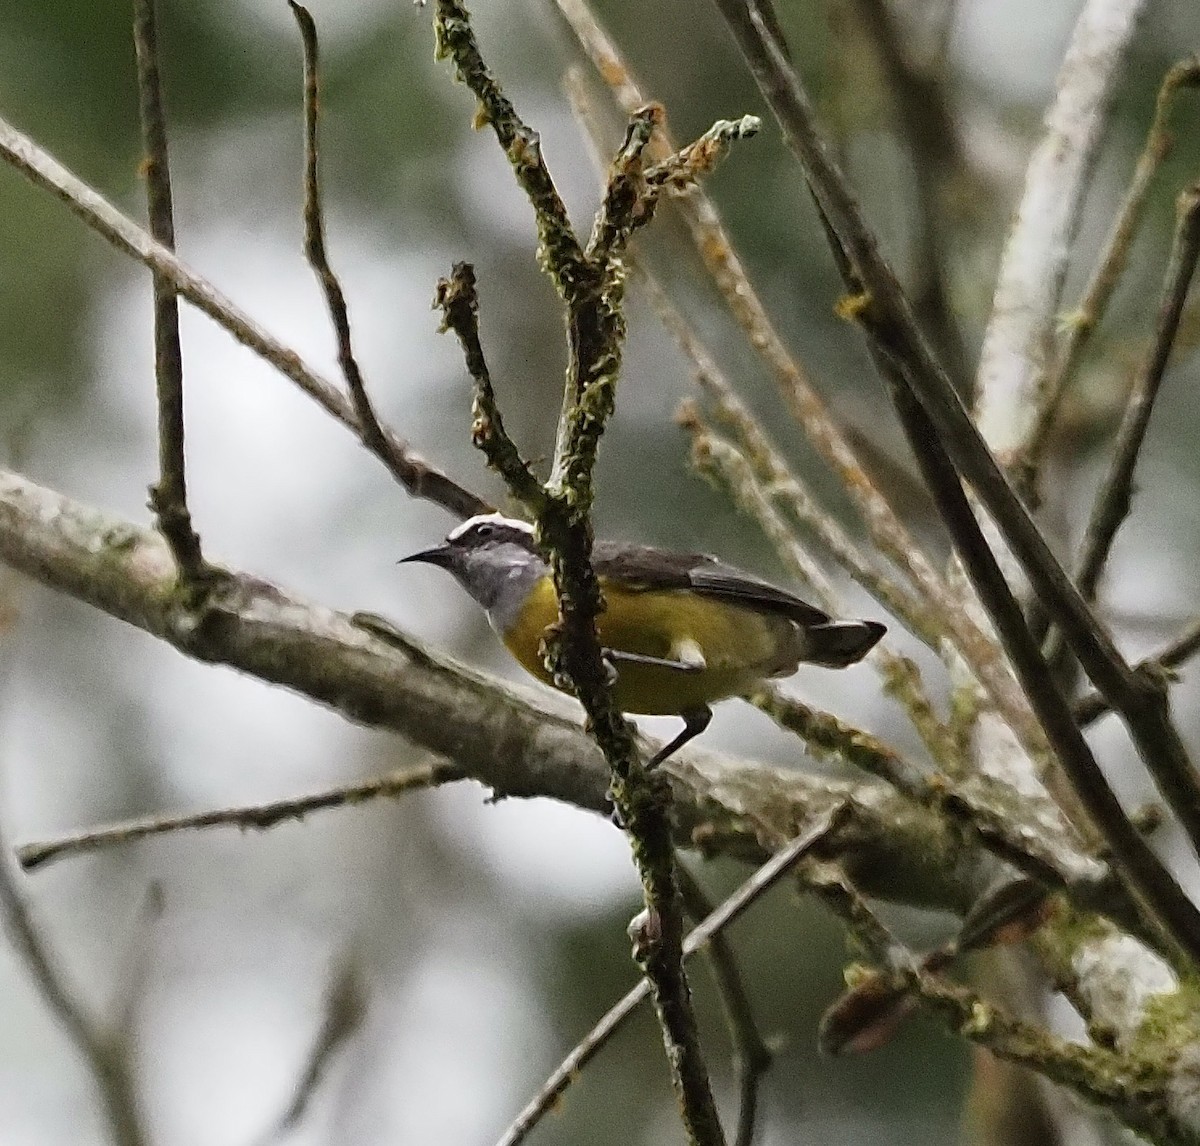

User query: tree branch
[16,760,465,872]
[1027,55,1200,470]
[0,113,489,522]
[971,0,1150,470]
[1073,185,1200,606]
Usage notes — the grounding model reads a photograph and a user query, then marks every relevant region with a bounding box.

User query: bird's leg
[646,706,713,769]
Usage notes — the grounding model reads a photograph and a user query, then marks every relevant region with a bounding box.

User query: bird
[401,513,885,767]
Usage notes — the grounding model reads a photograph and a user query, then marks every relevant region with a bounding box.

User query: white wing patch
[671,637,708,671]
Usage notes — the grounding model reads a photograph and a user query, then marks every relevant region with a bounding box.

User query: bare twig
[493,806,844,1146]
[433,265,546,510]
[1028,55,1200,470]
[134,0,204,579]
[1073,186,1200,605]
[0,823,148,1146]
[1074,619,1200,728]
[16,760,465,872]
[675,863,773,1146]
[0,114,489,521]
[289,2,400,481]
[971,0,1150,468]
[681,416,835,604]
[1040,186,1200,853]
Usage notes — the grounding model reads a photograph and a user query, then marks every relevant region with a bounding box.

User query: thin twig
[434,0,585,289]
[434,265,547,510]
[0,113,489,521]
[104,882,164,1048]
[15,760,465,872]
[1042,186,1200,852]
[493,806,845,1146]
[0,823,148,1146]
[682,417,835,603]
[289,2,397,478]
[1027,55,1200,471]
[1074,186,1200,605]
[675,863,773,1146]
[133,0,204,579]
[1074,619,1200,728]
[970,0,1150,469]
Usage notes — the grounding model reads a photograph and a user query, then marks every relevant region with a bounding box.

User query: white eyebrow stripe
[446,513,534,542]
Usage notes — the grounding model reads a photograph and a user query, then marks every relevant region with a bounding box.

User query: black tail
[805,620,886,668]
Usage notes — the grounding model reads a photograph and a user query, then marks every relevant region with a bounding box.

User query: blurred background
[0,0,1198,1142]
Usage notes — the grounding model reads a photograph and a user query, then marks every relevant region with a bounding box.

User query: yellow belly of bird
[500,577,800,715]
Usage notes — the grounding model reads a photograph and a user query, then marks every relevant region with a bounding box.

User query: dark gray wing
[592,542,831,626]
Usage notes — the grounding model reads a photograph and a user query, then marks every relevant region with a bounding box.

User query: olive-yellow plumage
[503,576,801,715]
[400,513,885,766]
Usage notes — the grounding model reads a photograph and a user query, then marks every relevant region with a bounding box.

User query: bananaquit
[402,514,886,766]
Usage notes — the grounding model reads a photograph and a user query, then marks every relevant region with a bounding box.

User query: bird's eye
[475,522,494,538]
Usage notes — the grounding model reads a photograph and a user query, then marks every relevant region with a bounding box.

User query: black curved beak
[398,544,455,569]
